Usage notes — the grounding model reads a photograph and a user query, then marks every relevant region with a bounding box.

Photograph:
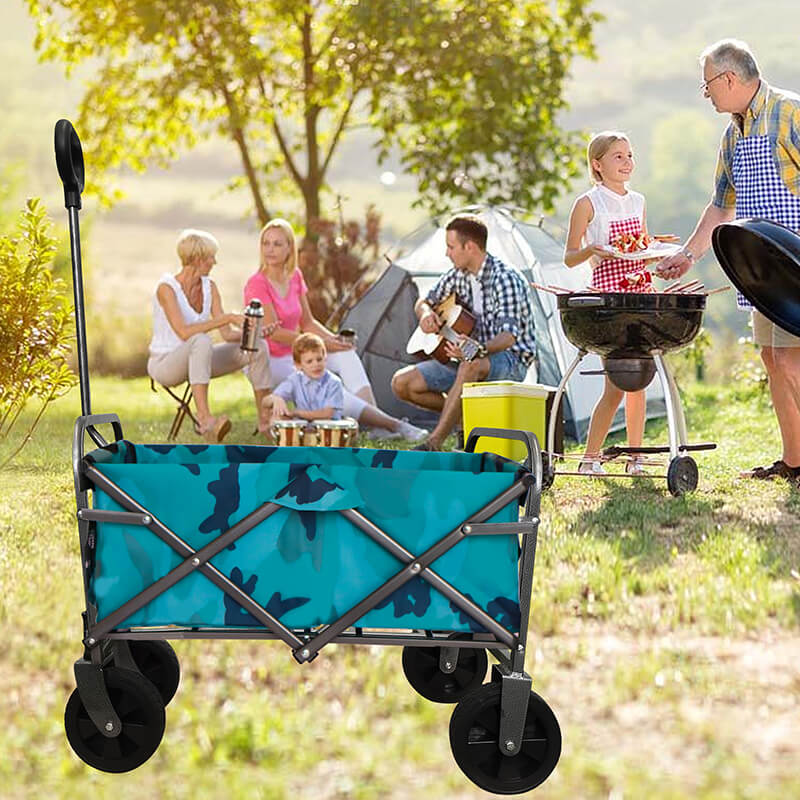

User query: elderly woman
[243,218,426,441]
[147,229,273,442]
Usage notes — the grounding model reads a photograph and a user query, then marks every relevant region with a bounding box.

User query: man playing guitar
[392,215,537,450]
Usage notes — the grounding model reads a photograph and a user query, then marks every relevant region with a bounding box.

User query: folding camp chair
[149,379,198,440]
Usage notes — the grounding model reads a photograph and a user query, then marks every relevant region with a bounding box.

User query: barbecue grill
[545,291,715,496]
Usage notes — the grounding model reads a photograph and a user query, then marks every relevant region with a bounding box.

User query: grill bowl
[557,292,707,357]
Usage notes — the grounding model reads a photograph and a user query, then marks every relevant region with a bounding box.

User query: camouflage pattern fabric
[86,442,525,633]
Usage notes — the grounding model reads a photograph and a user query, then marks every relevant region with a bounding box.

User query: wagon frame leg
[438,646,460,674]
[490,662,533,755]
[73,659,122,738]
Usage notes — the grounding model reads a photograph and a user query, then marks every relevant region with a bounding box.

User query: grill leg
[653,354,687,459]
[548,350,585,455]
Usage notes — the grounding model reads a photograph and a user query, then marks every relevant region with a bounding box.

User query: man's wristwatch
[681,247,696,264]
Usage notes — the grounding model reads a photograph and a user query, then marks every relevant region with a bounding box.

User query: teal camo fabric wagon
[87,442,524,634]
[56,119,562,795]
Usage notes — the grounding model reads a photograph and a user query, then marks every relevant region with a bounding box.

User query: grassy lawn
[1,375,798,800]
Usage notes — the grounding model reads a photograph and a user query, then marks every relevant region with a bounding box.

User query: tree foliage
[0,199,77,468]
[28,0,600,226]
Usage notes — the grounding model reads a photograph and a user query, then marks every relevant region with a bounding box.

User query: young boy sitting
[269,332,344,422]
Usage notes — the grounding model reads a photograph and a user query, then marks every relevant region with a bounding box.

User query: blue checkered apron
[733,135,800,309]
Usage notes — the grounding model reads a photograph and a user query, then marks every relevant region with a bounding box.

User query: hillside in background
[3,0,799,334]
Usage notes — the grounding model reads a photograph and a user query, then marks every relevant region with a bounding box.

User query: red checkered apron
[590,217,647,292]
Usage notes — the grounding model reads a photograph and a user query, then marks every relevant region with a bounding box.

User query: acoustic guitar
[406,294,486,364]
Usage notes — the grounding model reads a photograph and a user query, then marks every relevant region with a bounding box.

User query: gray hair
[700,39,760,83]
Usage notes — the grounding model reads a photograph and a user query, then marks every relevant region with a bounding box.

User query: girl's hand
[588,244,614,259]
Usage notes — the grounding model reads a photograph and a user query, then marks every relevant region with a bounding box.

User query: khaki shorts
[752,309,800,348]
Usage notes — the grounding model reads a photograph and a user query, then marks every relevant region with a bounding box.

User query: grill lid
[711,218,800,337]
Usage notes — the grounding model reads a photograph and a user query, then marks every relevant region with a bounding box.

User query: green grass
[1,376,799,799]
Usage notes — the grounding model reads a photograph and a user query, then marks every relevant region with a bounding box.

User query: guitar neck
[438,325,462,345]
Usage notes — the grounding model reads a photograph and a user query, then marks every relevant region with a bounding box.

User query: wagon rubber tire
[402,637,488,704]
[667,455,698,496]
[125,640,180,706]
[449,683,561,795]
[64,666,166,773]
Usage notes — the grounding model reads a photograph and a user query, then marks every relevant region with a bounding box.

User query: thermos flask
[240,299,264,351]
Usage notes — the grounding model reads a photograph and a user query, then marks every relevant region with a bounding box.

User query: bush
[0,198,77,467]
[300,204,383,327]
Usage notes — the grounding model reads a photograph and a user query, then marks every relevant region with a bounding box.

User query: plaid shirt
[713,80,800,208]
[425,253,536,366]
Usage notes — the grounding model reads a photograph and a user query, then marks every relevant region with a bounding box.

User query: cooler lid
[711,218,800,337]
[462,381,556,399]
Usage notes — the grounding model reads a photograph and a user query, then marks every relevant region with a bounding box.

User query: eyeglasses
[700,71,728,92]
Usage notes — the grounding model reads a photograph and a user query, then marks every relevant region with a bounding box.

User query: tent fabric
[341,205,666,442]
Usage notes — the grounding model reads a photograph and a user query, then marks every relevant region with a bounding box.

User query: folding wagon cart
[55,120,561,795]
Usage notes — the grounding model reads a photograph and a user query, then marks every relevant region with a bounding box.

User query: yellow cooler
[461,381,561,461]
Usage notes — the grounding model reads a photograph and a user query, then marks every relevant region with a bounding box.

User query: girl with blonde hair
[563,132,652,474]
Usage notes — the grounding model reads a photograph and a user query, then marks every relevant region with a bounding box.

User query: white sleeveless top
[582,184,645,267]
[149,273,212,355]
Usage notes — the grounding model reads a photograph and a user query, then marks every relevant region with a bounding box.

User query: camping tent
[340,205,666,442]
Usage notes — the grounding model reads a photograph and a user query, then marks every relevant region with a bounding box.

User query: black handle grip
[464,426,539,470]
[54,119,85,209]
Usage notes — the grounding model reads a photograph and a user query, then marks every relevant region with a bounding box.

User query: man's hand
[656,252,693,281]
[444,339,466,362]
[419,307,443,334]
[444,335,487,363]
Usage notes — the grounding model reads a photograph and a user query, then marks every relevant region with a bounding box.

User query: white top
[582,184,645,265]
[149,273,212,355]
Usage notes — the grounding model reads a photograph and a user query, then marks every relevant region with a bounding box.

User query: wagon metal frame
[56,118,561,794]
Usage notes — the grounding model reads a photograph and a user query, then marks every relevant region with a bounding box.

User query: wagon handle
[72,413,125,500]
[55,119,94,426]
[464,426,542,520]
[464,427,539,472]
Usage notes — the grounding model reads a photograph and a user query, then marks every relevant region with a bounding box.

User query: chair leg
[164,383,197,441]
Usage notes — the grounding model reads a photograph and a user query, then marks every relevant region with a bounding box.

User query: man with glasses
[658,39,800,485]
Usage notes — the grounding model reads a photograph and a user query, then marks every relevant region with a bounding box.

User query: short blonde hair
[292,332,326,363]
[176,229,219,266]
[259,218,298,276]
[587,131,630,184]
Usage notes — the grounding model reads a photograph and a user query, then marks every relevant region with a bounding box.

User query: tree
[28,0,600,228]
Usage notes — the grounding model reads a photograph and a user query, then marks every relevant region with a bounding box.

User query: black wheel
[667,455,698,496]
[126,640,181,705]
[402,637,488,704]
[449,683,561,795]
[64,666,166,773]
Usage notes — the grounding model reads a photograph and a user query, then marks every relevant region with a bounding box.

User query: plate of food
[605,233,683,261]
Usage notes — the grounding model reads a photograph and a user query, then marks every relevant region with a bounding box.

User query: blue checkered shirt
[425,253,536,366]
[273,369,344,419]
